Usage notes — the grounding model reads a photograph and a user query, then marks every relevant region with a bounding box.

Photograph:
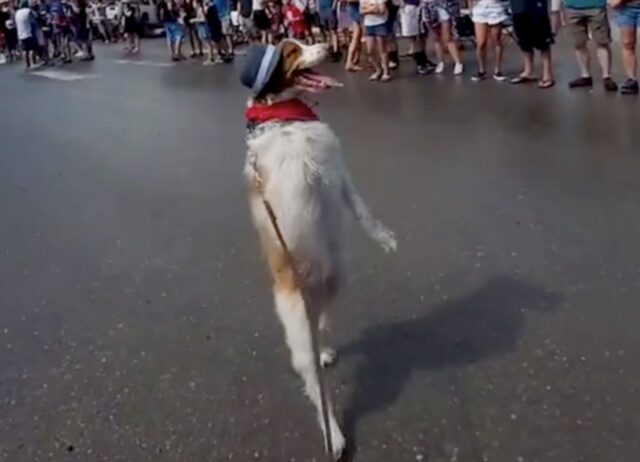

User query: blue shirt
[318,0,333,11]
[215,0,230,17]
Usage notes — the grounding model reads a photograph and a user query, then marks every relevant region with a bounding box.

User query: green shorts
[565,7,611,47]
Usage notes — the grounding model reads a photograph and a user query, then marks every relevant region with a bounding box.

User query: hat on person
[240,44,282,96]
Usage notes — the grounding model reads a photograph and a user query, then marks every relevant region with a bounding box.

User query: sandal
[538,79,555,89]
[510,75,537,84]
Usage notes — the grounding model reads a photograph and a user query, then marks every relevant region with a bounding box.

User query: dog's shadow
[339,275,561,460]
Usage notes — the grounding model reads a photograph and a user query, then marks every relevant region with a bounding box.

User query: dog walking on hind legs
[240,39,397,460]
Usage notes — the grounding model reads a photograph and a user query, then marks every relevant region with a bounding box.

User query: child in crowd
[283,0,306,38]
[361,0,390,81]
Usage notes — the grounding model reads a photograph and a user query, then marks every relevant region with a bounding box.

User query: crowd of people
[0,0,638,94]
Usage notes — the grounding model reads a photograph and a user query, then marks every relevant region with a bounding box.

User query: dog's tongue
[298,70,343,90]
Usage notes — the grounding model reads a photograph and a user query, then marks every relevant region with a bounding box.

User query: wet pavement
[1,40,639,462]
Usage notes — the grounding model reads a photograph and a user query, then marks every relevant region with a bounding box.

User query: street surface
[1,40,639,462]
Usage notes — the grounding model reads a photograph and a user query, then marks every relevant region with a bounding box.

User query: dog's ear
[279,39,303,79]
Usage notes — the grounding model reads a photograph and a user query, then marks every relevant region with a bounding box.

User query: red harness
[246,98,318,128]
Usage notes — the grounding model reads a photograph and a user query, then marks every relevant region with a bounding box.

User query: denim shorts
[164,22,184,43]
[614,4,640,28]
[365,22,389,36]
[348,2,361,24]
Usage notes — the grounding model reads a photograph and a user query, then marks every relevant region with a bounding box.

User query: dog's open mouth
[294,69,343,93]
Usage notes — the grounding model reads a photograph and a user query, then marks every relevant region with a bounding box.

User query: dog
[241,39,397,459]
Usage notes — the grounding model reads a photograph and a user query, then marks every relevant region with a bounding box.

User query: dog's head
[244,39,342,102]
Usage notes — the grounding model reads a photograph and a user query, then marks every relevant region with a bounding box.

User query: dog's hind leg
[274,288,346,459]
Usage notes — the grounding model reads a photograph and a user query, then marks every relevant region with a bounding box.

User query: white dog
[242,39,397,460]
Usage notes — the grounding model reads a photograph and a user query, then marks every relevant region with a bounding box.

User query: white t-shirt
[252,0,263,11]
[361,0,387,27]
[15,7,33,40]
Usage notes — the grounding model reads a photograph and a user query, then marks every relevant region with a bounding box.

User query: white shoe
[453,62,464,75]
[435,62,445,74]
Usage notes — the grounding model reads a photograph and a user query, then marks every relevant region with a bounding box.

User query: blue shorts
[365,22,389,36]
[164,22,184,43]
[614,4,640,28]
[348,2,361,24]
[196,22,211,41]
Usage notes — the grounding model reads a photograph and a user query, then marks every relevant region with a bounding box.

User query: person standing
[252,0,271,42]
[399,0,435,74]
[564,0,617,91]
[345,0,362,70]
[610,0,639,94]
[15,0,37,69]
[318,0,340,59]
[183,0,203,56]
[73,0,94,60]
[214,0,234,56]
[159,0,185,60]
[420,0,464,75]
[509,0,555,88]
[122,0,140,53]
[361,0,391,81]
[470,0,508,81]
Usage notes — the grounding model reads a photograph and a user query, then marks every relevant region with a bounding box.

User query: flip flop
[538,79,555,89]
[510,75,538,84]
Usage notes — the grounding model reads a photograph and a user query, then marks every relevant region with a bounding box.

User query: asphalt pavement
[1,39,639,462]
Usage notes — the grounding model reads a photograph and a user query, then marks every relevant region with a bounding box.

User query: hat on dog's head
[240,44,282,96]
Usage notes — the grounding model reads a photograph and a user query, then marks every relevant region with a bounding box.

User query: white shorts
[399,4,420,37]
[472,0,508,25]
[436,6,450,22]
[550,0,562,12]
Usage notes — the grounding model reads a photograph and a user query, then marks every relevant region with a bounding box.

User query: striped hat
[240,44,282,96]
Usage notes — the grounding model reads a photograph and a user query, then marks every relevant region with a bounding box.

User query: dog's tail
[273,288,345,457]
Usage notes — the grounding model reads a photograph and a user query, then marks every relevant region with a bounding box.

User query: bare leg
[474,21,488,73]
[378,36,390,78]
[274,289,345,459]
[489,24,503,74]
[521,50,534,77]
[575,44,591,77]
[596,44,612,79]
[541,48,554,81]
[620,27,637,80]
[442,20,461,65]
[366,35,381,78]
[346,22,362,70]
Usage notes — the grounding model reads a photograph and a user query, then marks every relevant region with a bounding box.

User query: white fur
[245,42,396,460]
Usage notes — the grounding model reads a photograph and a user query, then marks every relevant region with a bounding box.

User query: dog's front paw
[377,227,397,253]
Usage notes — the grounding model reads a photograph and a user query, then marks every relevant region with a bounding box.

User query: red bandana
[246,98,319,126]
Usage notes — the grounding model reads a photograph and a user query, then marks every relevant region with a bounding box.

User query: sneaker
[435,62,445,74]
[389,60,398,70]
[621,78,639,95]
[603,77,618,93]
[471,71,486,82]
[417,65,431,76]
[493,72,507,82]
[453,62,464,76]
[568,76,593,89]
[203,59,217,66]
